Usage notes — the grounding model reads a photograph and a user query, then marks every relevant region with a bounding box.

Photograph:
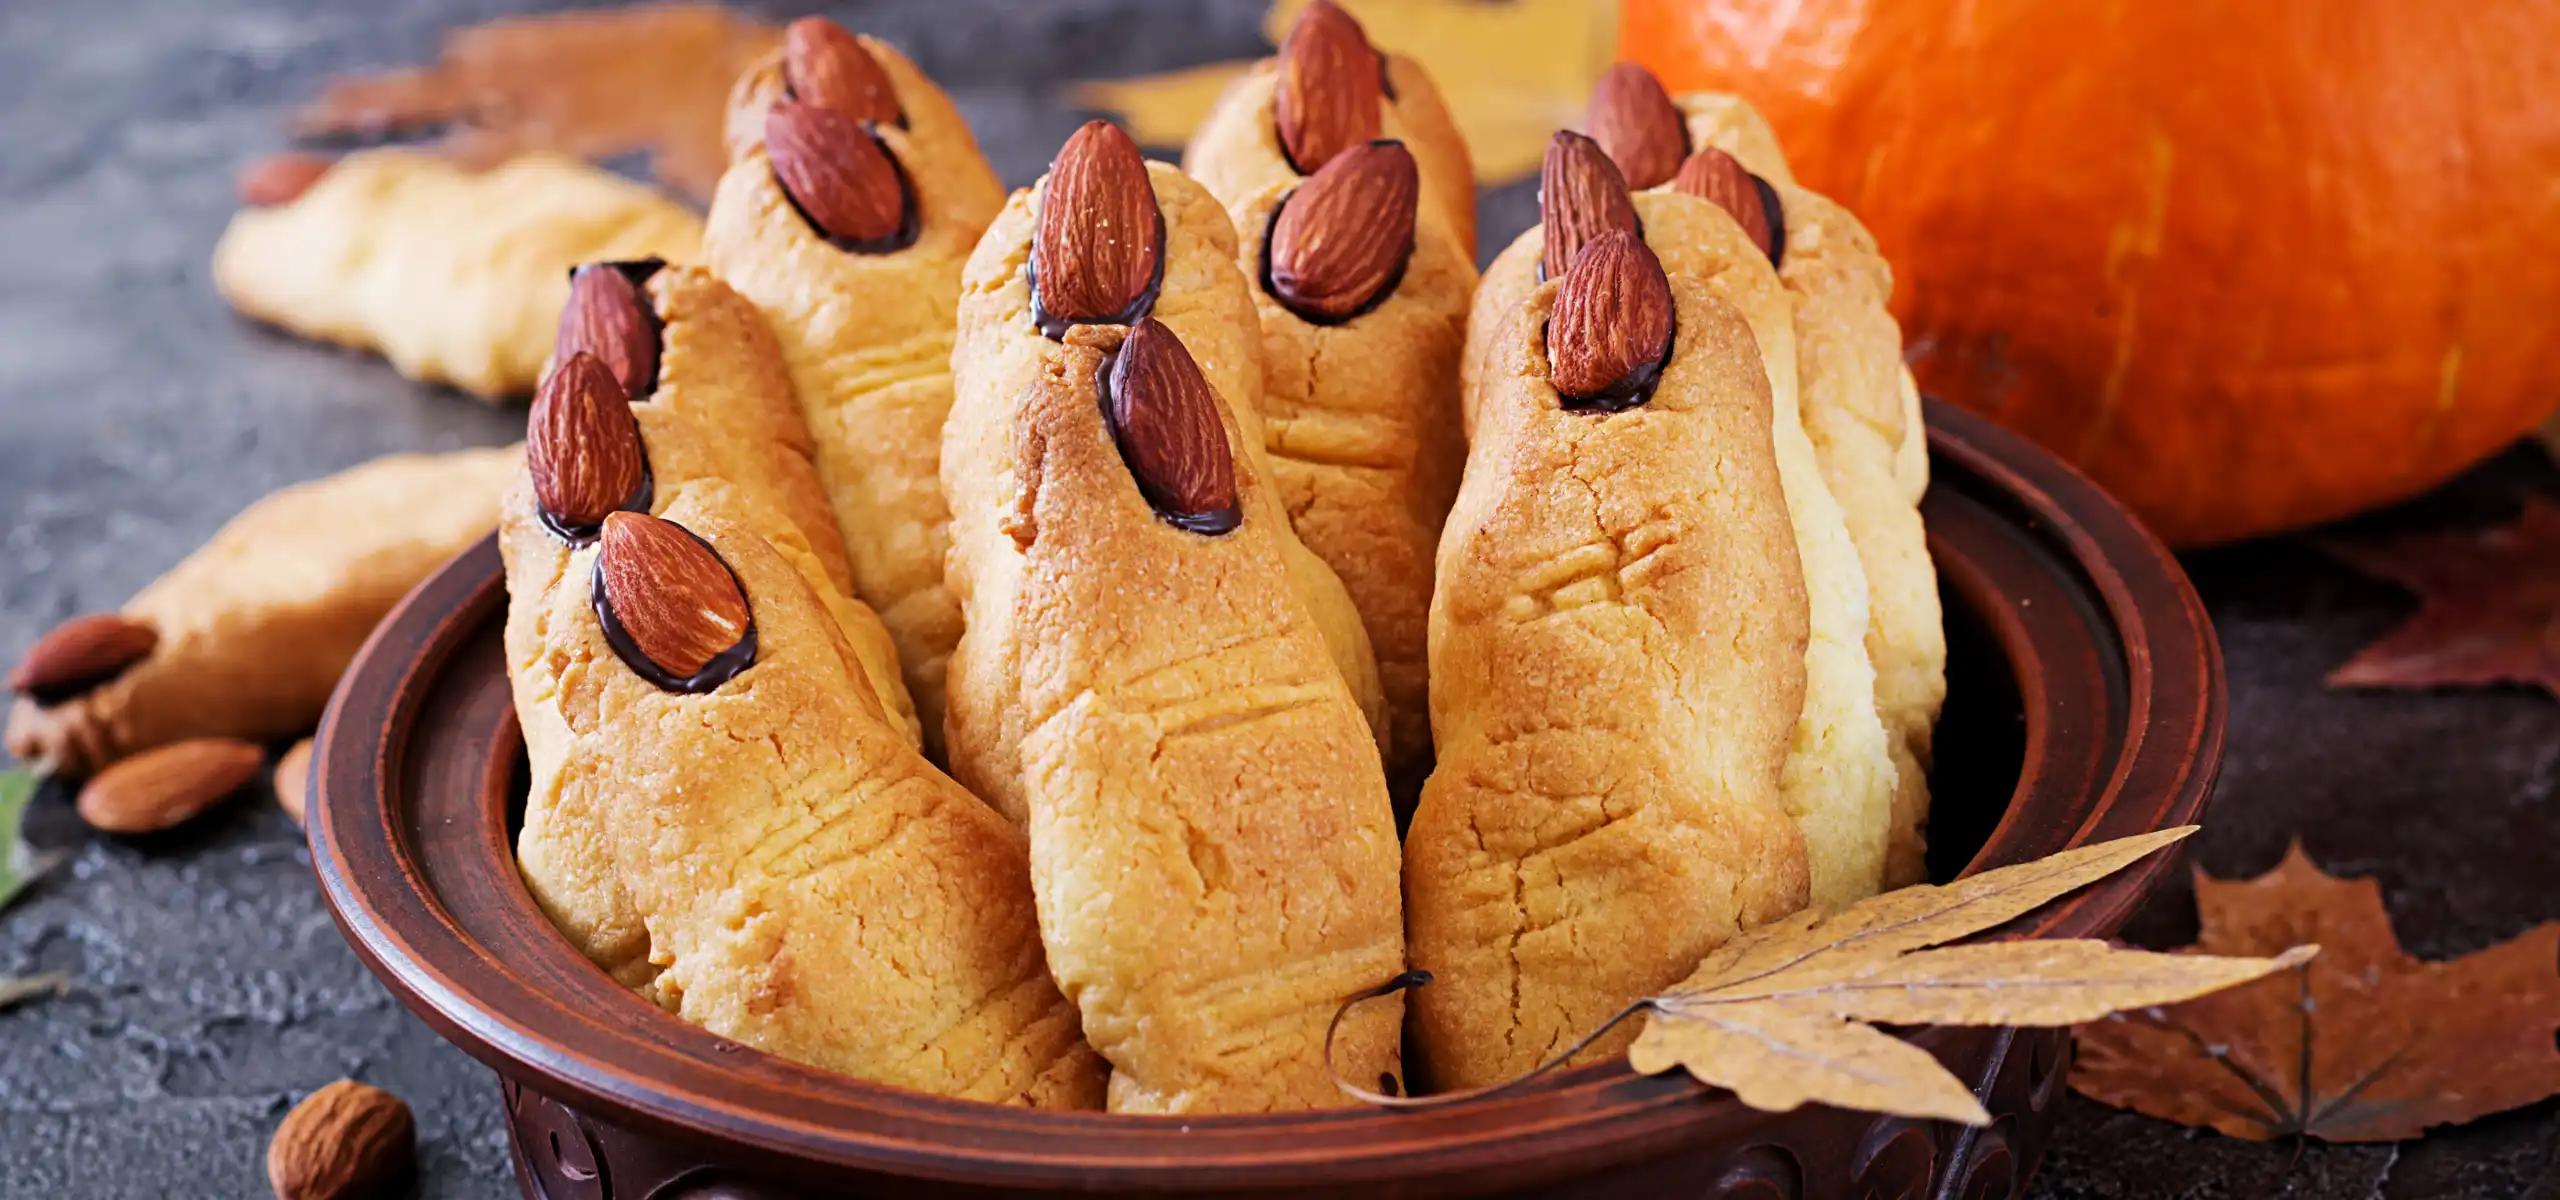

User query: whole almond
[528,351,647,533]
[1268,139,1419,322]
[1106,318,1239,531]
[783,17,900,125]
[267,1079,415,1200]
[10,613,157,705]
[597,512,753,684]
[1273,0,1384,175]
[275,737,313,829]
[765,99,907,246]
[77,737,263,834]
[1032,120,1162,332]
[556,263,661,398]
[1587,62,1690,190]
[237,152,332,207]
[1548,229,1675,406]
[1540,130,1640,281]
[1674,146,1782,264]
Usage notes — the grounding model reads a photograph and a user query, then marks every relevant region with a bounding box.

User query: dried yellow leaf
[1073,0,1620,185]
[1074,61,1254,150]
[1627,827,2318,1125]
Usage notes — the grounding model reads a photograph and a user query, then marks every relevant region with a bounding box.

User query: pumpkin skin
[1625,0,2560,545]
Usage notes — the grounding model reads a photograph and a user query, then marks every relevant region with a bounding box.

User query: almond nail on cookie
[700,17,1007,757]
[1469,131,1901,911]
[1183,0,1478,261]
[942,119,1388,824]
[6,447,519,778]
[941,315,1404,1113]
[211,151,702,399]
[1407,231,1811,1089]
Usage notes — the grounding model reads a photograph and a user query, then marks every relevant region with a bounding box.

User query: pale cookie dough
[1469,192,1898,910]
[1410,276,1812,1089]
[940,323,1403,1113]
[1671,96,1947,885]
[516,487,1103,1106]
[1226,179,1472,785]
[702,38,1006,758]
[212,151,702,399]
[1184,53,1478,259]
[5,447,518,778]
[944,158,1387,823]
[1674,94,1800,190]
[1735,181,1946,887]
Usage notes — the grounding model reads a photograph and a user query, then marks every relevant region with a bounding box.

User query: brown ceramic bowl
[309,401,2222,1199]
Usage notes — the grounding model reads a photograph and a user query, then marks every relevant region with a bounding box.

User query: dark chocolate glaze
[777,127,924,255]
[588,523,758,693]
[1094,352,1242,536]
[1548,317,1678,415]
[1025,207,1168,340]
[1258,143,1413,328]
[535,444,655,548]
[1750,172,1788,267]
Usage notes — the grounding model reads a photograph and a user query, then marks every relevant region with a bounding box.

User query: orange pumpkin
[1625,0,2560,545]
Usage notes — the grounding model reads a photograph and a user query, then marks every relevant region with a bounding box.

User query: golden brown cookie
[700,21,1006,757]
[944,124,1387,823]
[211,151,701,399]
[1218,142,1471,786]
[5,448,518,777]
[1409,241,1812,1090]
[512,493,1102,1106]
[507,270,916,988]
[1183,1,1476,259]
[941,317,1403,1113]
[1470,181,1899,910]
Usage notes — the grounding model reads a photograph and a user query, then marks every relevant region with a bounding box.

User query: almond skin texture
[783,17,900,125]
[597,511,752,681]
[236,152,332,207]
[1540,130,1640,281]
[1587,62,1690,190]
[1674,146,1780,264]
[10,613,157,705]
[555,263,660,398]
[1268,138,1419,322]
[267,1079,415,1200]
[76,736,262,834]
[275,737,313,829]
[527,351,647,533]
[1032,120,1162,330]
[1106,318,1239,529]
[1274,0,1384,176]
[1548,229,1675,405]
[765,99,906,245]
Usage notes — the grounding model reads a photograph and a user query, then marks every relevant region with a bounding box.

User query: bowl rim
[309,400,2224,1189]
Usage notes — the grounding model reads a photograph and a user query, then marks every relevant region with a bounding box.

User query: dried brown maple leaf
[2320,498,2560,698]
[2072,843,2560,1141]
[1339,829,2312,1126]
[290,3,779,203]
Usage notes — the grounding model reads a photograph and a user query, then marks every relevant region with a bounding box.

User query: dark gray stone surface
[0,0,2552,1196]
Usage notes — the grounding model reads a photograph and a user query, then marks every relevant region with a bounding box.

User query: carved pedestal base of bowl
[313,403,2221,1198]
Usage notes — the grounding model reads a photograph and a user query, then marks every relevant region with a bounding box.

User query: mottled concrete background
[1,1,2555,1196]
